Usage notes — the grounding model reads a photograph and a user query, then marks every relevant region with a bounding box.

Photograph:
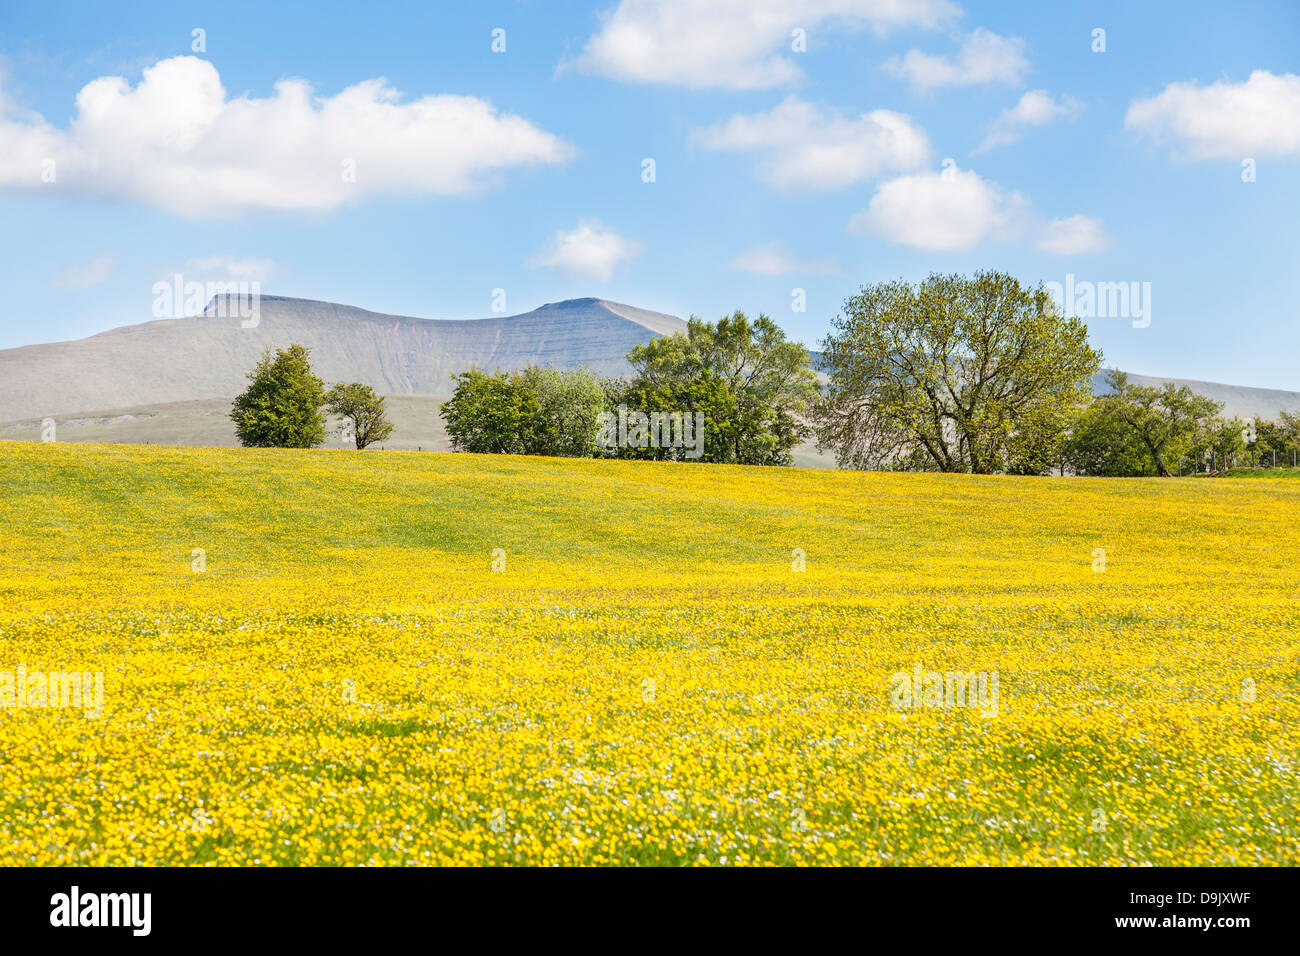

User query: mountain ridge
[0,296,687,422]
[2,295,1297,428]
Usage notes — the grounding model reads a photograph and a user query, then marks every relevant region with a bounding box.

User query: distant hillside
[808,352,1299,422]
[1092,371,1300,421]
[0,296,685,422]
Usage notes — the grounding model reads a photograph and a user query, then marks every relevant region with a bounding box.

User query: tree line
[812,272,1299,476]
[441,311,819,465]
[232,273,1299,475]
[1069,372,1300,476]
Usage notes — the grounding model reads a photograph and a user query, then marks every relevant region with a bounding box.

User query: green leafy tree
[325,383,394,449]
[1236,414,1297,468]
[814,271,1102,473]
[1005,401,1087,475]
[1188,417,1247,472]
[517,367,607,457]
[441,367,614,458]
[1101,370,1222,476]
[618,370,742,462]
[624,310,818,465]
[1275,411,1300,467]
[230,344,327,448]
[1064,398,1155,476]
[440,370,553,455]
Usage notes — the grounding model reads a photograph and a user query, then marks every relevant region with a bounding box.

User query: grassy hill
[0,442,1297,864]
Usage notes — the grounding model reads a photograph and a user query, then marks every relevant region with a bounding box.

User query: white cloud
[55,254,115,289]
[883,28,1029,92]
[178,256,280,283]
[848,166,1029,251]
[1035,215,1111,255]
[568,0,959,90]
[0,56,574,219]
[975,89,1082,153]
[693,97,931,191]
[527,220,642,281]
[729,241,840,275]
[849,165,1108,255]
[1125,70,1300,159]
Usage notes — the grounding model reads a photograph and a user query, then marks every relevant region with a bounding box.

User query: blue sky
[0,0,1297,388]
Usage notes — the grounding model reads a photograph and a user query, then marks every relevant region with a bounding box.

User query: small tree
[1277,411,1300,466]
[325,383,394,449]
[440,370,552,455]
[1242,415,1291,468]
[517,367,606,457]
[230,344,326,448]
[1101,370,1221,476]
[1195,418,1247,471]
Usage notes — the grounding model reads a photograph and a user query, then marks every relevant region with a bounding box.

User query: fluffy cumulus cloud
[569,0,959,90]
[849,165,1106,254]
[883,28,1029,92]
[849,166,1028,251]
[1124,70,1300,159]
[693,97,930,191]
[0,57,574,219]
[1034,214,1110,255]
[729,241,840,275]
[975,89,1082,152]
[55,254,115,289]
[527,220,642,281]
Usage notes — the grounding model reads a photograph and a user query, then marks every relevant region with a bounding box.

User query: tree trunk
[1148,441,1170,477]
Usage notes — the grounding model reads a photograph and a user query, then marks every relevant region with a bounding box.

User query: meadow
[0,441,1297,865]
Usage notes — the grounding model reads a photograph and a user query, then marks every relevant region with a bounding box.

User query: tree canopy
[814,271,1102,474]
[230,344,327,448]
[1093,370,1222,476]
[517,367,607,458]
[441,367,605,457]
[623,310,818,465]
[325,382,394,450]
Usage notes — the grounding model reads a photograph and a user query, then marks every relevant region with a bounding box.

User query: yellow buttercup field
[0,441,1297,865]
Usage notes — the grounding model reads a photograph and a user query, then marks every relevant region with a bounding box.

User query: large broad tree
[230,344,327,448]
[1099,370,1221,476]
[814,271,1102,474]
[325,382,394,449]
[624,310,819,465]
